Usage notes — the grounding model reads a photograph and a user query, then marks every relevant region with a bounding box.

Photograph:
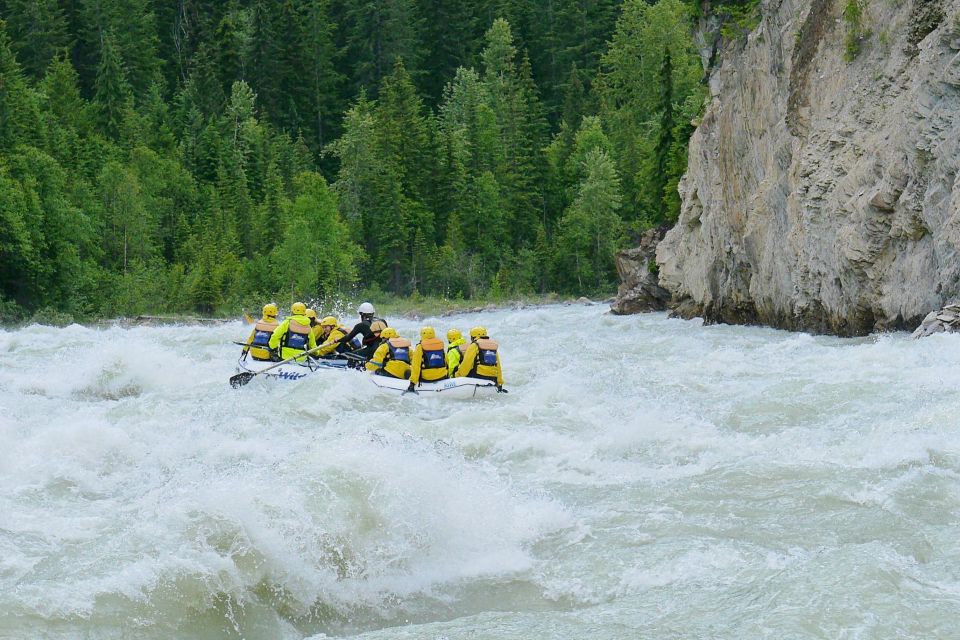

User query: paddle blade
[229,372,255,388]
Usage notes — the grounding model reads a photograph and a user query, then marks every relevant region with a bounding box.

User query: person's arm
[338,323,369,347]
[456,343,477,378]
[409,346,423,385]
[495,351,504,386]
[242,327,256,354]
[366,343,387,372]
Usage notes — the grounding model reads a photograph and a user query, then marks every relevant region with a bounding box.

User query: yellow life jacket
[379,337,410,379]
[282,319,312,352]
[249,319,278,360]
[468,338,500,380]
[386,337,411,363]
[418,337,448,381]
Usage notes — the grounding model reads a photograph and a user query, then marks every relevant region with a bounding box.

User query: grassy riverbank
[1,291,613,328]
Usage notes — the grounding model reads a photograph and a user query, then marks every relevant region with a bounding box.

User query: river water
[2,305,960,639]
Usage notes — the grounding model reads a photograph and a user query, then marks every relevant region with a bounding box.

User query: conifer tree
[415,0,480,105]
[93,30,130,139]
[0,19,43,151]
[342,0,424,96]
[597,0,702,223]
[554,147,623,292]
[3,0,69,79]
[376,59,432,201]
[297,0,343,151]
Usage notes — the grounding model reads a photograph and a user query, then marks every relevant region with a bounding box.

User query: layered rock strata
[653,0,960,336]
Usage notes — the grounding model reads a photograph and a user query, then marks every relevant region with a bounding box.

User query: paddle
[340,351,371,364]
[230,343,329,388]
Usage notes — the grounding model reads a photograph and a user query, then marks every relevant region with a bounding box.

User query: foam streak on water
[2,306,960,639]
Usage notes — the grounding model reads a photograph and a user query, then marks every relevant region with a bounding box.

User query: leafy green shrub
[843,0,872,61]
[717,0,763,40]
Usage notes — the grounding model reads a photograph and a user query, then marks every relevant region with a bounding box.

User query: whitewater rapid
[2,305,960,639]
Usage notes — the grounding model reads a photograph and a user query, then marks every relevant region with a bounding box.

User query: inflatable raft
[235,355,349,381]
[234,355,500,398]
[368,374,499,398]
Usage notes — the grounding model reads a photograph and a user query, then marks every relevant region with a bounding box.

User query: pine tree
[248,0,280,117]
[93,30,131,138]
[297,0,343,151]
[214,1,253,90]
[341,0,424,96]
[3,0,69,79]
[0,19,43,151]
[645,47,674,225]
[415,0,480,105]
[597,0,703,223]
[0,166,38,307]
[376,58,431,200]
[78,0,162,99]
[554,147,622,292]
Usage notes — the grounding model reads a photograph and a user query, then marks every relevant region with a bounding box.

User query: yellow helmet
[305,308,318,320]
[370,320,388,333]
[469,326,487,339]
[380,327,398,339]
[446,328,462,342]
[321,315,338,327]
[262,303,278,319]
[420,326,436,340]
[291,302,307,315]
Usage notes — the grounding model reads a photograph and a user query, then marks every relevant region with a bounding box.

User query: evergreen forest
[0,0,749,321]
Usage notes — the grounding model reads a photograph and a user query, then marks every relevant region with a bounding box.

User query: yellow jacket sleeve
[314,328,344,357]
[269,319,290,350]
[455,343,478,378]
[366,343,388,372]
[243,327,256,353]
[495,352,504,386]
[410,345,424,384]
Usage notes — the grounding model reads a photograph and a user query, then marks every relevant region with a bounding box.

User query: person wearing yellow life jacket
[445,328,467,377]
[406,326,448,392]
[456,326,506,392]
[268,302,317,362]
[313,315,350,357]
[366,327,411,379]
[305,308,322,343]
[242,303,279,361]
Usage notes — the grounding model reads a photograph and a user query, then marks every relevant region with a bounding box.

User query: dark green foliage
[597,0,704,226]
[2,0,69,79]
[93,30,130,138]
[0,0,712,320]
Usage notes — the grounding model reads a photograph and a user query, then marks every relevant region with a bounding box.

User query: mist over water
[2,305,960,639]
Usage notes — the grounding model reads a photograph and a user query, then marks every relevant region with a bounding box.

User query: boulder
[610,226,671,315]
[912,301,960,338]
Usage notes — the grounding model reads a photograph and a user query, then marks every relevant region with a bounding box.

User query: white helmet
[358,302,375,315]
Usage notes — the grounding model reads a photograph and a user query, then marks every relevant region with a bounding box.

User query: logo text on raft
[275,371,307,380]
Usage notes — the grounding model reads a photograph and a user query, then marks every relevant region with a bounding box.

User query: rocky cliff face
[655,0,960,336]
